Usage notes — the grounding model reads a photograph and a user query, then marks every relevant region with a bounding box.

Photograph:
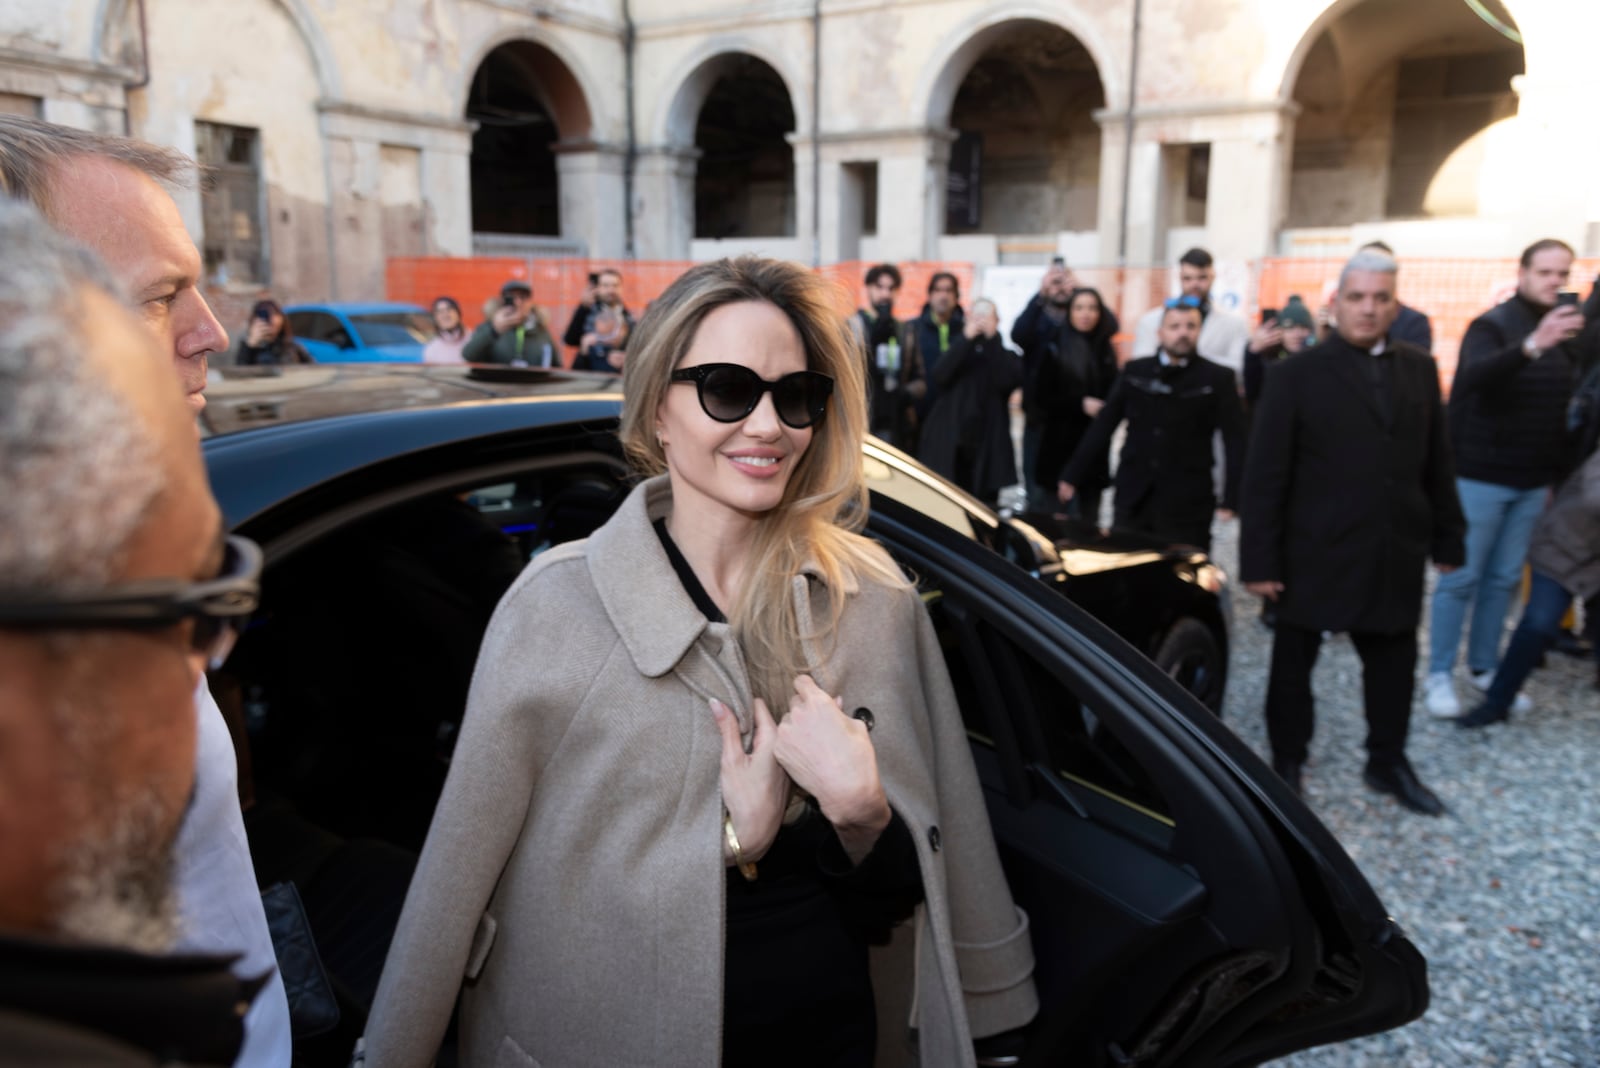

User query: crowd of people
[0,107,1597,1066]
[847,240,1597,817]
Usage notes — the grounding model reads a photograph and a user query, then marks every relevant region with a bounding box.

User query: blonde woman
[360,257,1037,1067]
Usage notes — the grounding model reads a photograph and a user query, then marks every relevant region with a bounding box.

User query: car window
[918,572,1176,838]
[351,312,432,346]
[291,311,345,344]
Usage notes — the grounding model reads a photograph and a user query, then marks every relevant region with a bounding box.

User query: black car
[201,363,1424,1066]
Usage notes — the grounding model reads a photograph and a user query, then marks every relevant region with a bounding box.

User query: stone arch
[918,4,1121,129]
[653,40,808,150]
[1278,0,1526,226]
[456,26,601,143]
[94,0,342,100]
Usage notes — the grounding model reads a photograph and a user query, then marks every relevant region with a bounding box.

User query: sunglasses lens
[700,366,760,421]
[775,374,828,429]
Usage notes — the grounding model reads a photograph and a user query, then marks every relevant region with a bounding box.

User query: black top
[651,519,926,1067]
[0,933,261,1066]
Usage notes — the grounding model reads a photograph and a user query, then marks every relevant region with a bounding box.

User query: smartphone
[1556,291,1579,308]
[1260,307,1278,324]
[587,272,600,286]
[501,294,518,308]
[253,307,273,322]
[1049,256,1066,269]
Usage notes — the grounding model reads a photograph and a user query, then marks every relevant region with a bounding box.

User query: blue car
[284,301,433,363]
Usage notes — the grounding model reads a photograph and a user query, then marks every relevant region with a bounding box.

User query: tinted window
[291,311,348,345]
[351,312,432,346]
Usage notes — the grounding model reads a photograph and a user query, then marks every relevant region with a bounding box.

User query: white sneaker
[1469,670,1533,714]
[1424,672,1460,718]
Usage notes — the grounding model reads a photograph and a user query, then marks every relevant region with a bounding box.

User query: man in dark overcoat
[1241,249,1466,815]
[1058,299,1245,553]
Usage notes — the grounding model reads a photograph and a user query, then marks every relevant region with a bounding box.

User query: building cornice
[1094,99,1303,125]
[0,46,130,86]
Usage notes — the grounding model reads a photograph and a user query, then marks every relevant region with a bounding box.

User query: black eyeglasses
[669,363,834,429]
[1163,295,1203,310]
[0,534,262,669]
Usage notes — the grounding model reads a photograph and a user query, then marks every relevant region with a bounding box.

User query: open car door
[867,496,1427,1068]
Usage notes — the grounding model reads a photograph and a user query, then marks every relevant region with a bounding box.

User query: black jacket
[917,333,1023,499]
[1061,353,1245,515]
[0,933,260,1066]
[1450,294,1580,489]
[233,335,312,366]
[1032,323,1119,494]
[1241,333,1466,633]
[1010,296,1121,424]
[562,301,634,371]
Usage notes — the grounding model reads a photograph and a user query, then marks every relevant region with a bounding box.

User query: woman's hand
[246,319,275,347]
[1081,396,1104,417]
[774,675,891,864]
[712,698,787,864]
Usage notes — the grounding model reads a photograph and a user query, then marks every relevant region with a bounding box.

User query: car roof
[284,301,426,315]
[201,364,623,439]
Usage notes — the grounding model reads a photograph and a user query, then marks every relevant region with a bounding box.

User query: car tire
[1154,617,1226,716]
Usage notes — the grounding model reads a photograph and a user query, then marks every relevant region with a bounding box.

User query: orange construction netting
[387,256,1599,386]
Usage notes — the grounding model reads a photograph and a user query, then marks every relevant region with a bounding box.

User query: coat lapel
[1323,336,1388,426]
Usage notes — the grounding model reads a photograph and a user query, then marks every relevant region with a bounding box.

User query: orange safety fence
[387,256,1598,384]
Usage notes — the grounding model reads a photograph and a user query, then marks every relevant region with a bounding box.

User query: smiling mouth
[731,455,779,467]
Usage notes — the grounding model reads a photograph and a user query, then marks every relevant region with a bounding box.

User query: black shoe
[1270,757,1303,797]
[1363,762,1446,816]
[1455,702,1510,730]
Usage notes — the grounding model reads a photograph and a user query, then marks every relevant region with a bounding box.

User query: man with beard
[849,263,925,450]
[909,272,966,435]
[0,114,290,1063]
[1057,298,1245,552]
[1423,239,1587,719]
[1241,249,1465,814]
[0,201,262,1063]
[1131,248,1251,373]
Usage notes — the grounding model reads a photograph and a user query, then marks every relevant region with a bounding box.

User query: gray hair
[0,199,165,589]
[0,114,196,219]
[1338,249,1399,293]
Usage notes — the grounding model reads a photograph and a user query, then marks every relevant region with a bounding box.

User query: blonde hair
[620,257,907,709]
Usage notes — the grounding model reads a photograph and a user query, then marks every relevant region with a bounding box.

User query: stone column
[553,141,629,260]
[631,146,698,261]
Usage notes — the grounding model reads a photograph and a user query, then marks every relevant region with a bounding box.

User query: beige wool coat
[360,476,1038,1067]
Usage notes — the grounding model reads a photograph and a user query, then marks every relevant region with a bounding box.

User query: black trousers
[1265,624,1416,768]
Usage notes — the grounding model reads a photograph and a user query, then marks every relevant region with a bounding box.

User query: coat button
[927,825,942,852]
[852,707,875,731]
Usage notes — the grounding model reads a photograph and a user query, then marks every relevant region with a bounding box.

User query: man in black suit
[1241,249,1466,815]
[1058,297,1245,552]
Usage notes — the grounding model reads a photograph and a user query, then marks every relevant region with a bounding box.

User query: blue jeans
[1483,571,1575,712]
[1428,478,1547,675]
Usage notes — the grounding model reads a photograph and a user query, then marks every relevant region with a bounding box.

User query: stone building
[1,0,1593,302]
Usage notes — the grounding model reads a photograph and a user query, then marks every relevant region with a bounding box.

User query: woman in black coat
[1034,287,1118,521]
[918,298,1022,506]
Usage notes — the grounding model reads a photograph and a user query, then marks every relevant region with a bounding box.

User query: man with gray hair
[0,199,262,1061]
[1241,248,1466,815]
[0,114,290,1062]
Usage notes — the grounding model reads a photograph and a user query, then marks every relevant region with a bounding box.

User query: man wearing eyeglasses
[1056,298,1245,553]
[0,116,291,1063]
[0,201,264,1062]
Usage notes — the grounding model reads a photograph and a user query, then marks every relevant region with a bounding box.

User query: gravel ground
[1196,516,1600,1068]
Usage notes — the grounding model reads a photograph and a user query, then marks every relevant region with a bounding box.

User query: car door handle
[1028,762,1089,820]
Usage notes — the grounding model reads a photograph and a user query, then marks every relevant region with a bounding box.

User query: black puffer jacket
[1449,294,1580,489]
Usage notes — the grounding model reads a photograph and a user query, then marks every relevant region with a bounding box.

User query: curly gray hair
[0,199,165,589]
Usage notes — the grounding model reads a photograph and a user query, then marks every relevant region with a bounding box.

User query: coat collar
[585,475,857,679]
[587,476,709,678]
